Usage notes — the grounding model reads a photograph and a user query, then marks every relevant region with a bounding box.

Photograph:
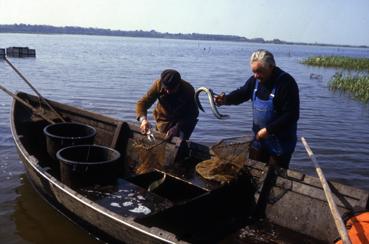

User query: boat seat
[78,178,174,219]
[126,170,208,205]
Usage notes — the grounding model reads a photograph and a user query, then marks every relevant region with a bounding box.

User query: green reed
[302,56,369,71]
[329,73,369,103]
[302,55,369,103]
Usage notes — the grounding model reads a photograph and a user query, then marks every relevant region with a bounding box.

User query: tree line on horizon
[0,24,367,48]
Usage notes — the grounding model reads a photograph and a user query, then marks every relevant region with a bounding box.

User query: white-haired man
[215,49,299,168]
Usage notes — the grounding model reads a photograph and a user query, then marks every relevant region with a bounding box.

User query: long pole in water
[301,137,351,244]
[0,84,55,124]
[4,57,66,122]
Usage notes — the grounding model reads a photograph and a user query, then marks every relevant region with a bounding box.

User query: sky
[0,0,369,46]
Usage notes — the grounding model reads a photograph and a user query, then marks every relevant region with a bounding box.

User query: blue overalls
[251,73,297,158]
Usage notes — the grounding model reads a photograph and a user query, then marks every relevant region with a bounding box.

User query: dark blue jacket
[225,67,299,136]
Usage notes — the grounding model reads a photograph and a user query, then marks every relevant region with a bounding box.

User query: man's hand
[214,92,226,106]
[256,128,269,140]
[140,118,151,134]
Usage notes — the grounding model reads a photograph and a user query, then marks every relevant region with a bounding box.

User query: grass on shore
[329,73,369,103]
[302,56,369,71]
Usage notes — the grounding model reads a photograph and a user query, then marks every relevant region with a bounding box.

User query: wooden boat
[10,92,369,243]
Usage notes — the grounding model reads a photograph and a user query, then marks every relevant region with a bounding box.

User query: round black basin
[57,144,121,187]
[43,122,96,160]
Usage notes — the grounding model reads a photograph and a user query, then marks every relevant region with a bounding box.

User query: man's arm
[266,76,300,134]
[136,80,160,134]
[136,80,160,121]
[221,77,255,105]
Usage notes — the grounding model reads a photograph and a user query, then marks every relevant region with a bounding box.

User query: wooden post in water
[301,137,351,244]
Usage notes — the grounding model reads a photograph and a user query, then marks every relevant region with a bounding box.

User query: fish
[194,87,230,120]
[146,129,156,142]
[147,173,166,192]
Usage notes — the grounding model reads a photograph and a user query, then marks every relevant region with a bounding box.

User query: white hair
[250,49,276,67]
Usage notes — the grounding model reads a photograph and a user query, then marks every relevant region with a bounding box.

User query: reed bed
[329,73,369,103]
[302,56,369,71]
[302,55,369,103]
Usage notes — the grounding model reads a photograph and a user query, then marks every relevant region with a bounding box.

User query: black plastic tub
[57,145,121,187]
[43,122,96,160]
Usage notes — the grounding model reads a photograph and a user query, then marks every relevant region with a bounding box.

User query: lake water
[1,33,369,243]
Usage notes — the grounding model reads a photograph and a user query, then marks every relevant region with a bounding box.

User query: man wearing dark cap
[136,69,199,141]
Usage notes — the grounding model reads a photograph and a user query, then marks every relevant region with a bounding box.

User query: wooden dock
[0,48,5,59]
[5,47,36,58]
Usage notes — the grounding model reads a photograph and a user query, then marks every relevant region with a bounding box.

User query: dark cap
[161,69,181,89]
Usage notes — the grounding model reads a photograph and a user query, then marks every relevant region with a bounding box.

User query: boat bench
[78,170,210,219]
[78,178,174,219]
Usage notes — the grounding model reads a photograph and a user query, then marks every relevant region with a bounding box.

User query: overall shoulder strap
[253,80,259,101]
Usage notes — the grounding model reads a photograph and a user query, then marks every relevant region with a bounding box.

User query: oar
[3,57,66,122]
[301,137,351,244]
[0,84,55,124]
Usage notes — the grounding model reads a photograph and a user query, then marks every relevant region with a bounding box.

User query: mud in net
[196,137,251,184]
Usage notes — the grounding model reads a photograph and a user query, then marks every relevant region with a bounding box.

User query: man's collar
[261,66,277,86]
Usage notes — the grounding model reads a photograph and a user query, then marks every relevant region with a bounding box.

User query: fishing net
[127,136,178,175]
[196,137,251,184]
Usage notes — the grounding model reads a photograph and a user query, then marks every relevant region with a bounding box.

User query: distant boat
[10,92,369,243]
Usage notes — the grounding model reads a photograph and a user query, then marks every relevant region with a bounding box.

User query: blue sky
[0,0,368,46]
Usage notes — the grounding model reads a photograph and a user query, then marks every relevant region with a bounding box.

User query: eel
[194,87,230,119]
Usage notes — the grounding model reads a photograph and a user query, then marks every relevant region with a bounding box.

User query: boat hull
[10,92,369,243]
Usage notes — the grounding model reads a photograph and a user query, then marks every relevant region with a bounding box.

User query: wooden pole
[4,57,66,122]
[0,84,55,124]
[301,137,351,244]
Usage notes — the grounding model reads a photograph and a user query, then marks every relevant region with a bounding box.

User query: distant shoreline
[1,23,368,49]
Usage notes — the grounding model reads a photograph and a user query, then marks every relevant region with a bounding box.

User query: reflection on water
[12,174,101,244]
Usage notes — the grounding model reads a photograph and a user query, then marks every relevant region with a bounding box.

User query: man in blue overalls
[215,49,300,169]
